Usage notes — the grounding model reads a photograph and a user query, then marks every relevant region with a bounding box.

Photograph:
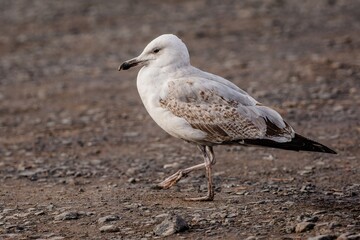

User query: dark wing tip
[240,133,337,154]
[293,133,337,154]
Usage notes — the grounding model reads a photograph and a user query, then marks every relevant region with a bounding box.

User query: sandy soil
[0,1,359,239]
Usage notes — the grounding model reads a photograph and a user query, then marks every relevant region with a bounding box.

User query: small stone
[330,62,343,69]
[329,221,341,229]
[227,213,238,218]
[155,213,169,219]
[300,184,316,193]
[337,232,360,240]
[99,225,120,233]
[34,211,45,216]
[163,162,180,169]
[153,214,189,236]
[245,236,256,240]
[5,224,24,231]
[191,214,206,224]
[304,216,319,223]
[123,131,139,137]
[283,226,295,234]
[295,222,315,233]
[48,237,65,240]
[313,210,327,215]
[98,215,120,224]
[47,204,55,211]
[3,208,15,214]
[54,211,79,221]
[308,235,337,240]
[127,177,136,183]
[332,104,344,112]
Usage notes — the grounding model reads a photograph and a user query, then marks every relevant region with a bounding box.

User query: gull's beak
[118,57,143,71]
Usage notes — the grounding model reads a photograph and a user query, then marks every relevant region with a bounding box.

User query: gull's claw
[157,170,185,189]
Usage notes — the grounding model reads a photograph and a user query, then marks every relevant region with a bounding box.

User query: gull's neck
[139,63,193,81]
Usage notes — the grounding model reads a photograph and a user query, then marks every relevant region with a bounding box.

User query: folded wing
[159,77,294,144]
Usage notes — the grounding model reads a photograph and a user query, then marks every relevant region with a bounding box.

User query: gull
[118,34,336,201]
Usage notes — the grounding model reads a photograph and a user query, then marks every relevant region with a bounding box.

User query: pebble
[127,177,136,183]
[5,224,24,232]
[337,232,360,240]
[163,162,180,169]
[155,213,169,219]
[283,226,295,234]
[34,211,45,216]
[295,222,315,233]
[297,215,319,223]
[3,208,15,214]
[328,221,341,229]
[308,235,337,240]
[54,211,80,221]
[300,184,316,193]
[48,237,65,240]
[245,236,256,240]
[153,214,189,236]
[47,204,55,211]
[99,224,120,233]
[98,215,120,224]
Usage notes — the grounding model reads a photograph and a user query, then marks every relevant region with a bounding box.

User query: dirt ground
[0,0,359,239]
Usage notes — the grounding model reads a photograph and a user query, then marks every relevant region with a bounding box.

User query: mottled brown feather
[159,81,263,143]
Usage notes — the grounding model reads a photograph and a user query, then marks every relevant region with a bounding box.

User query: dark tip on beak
[118,62,130,71]
[118,59,139,71]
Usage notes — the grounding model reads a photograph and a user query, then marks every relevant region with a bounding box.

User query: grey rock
[154,214,189,236]
[300,215,319,223]
[283,226,295,234]
[127,177,137,183]
[155,213,169,219]
[5,224,24,231]
[313,210,327,215]
[1,234,21,239]
[300,184,316,192]
[98,215,120,224]
[245,237,256,240]
[34,211,45,216]
[348,235,360,240]
[2,208,15,214]
[295,222,315,233]
[47,204,55,211]
[99,224,120,233]
[337,233,360,240]
[54,211,79,221]
[48,237,65,240]
[307,216,319,223]
[329,221,341,229]
[308,235,337,240]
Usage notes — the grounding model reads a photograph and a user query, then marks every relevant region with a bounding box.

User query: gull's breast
[137,75,207,143]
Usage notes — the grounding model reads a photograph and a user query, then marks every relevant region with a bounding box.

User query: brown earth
[0,1,360,239]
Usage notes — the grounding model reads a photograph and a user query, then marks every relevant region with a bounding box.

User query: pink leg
[157,146,216,201]
[185,146,215,201]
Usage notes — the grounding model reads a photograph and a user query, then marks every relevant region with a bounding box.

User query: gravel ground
[0,1,359,239]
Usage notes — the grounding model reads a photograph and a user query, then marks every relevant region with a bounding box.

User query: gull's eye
[153,48,160,53]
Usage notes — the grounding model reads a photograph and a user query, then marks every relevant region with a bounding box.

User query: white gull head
[119,34,190,71]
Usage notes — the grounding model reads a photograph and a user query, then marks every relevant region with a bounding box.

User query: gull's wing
[160,77,294,144]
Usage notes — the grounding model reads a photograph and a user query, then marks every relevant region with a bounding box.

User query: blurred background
[0,0,359,239]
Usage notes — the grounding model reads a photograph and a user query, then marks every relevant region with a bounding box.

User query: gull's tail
[243,133,337,154]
